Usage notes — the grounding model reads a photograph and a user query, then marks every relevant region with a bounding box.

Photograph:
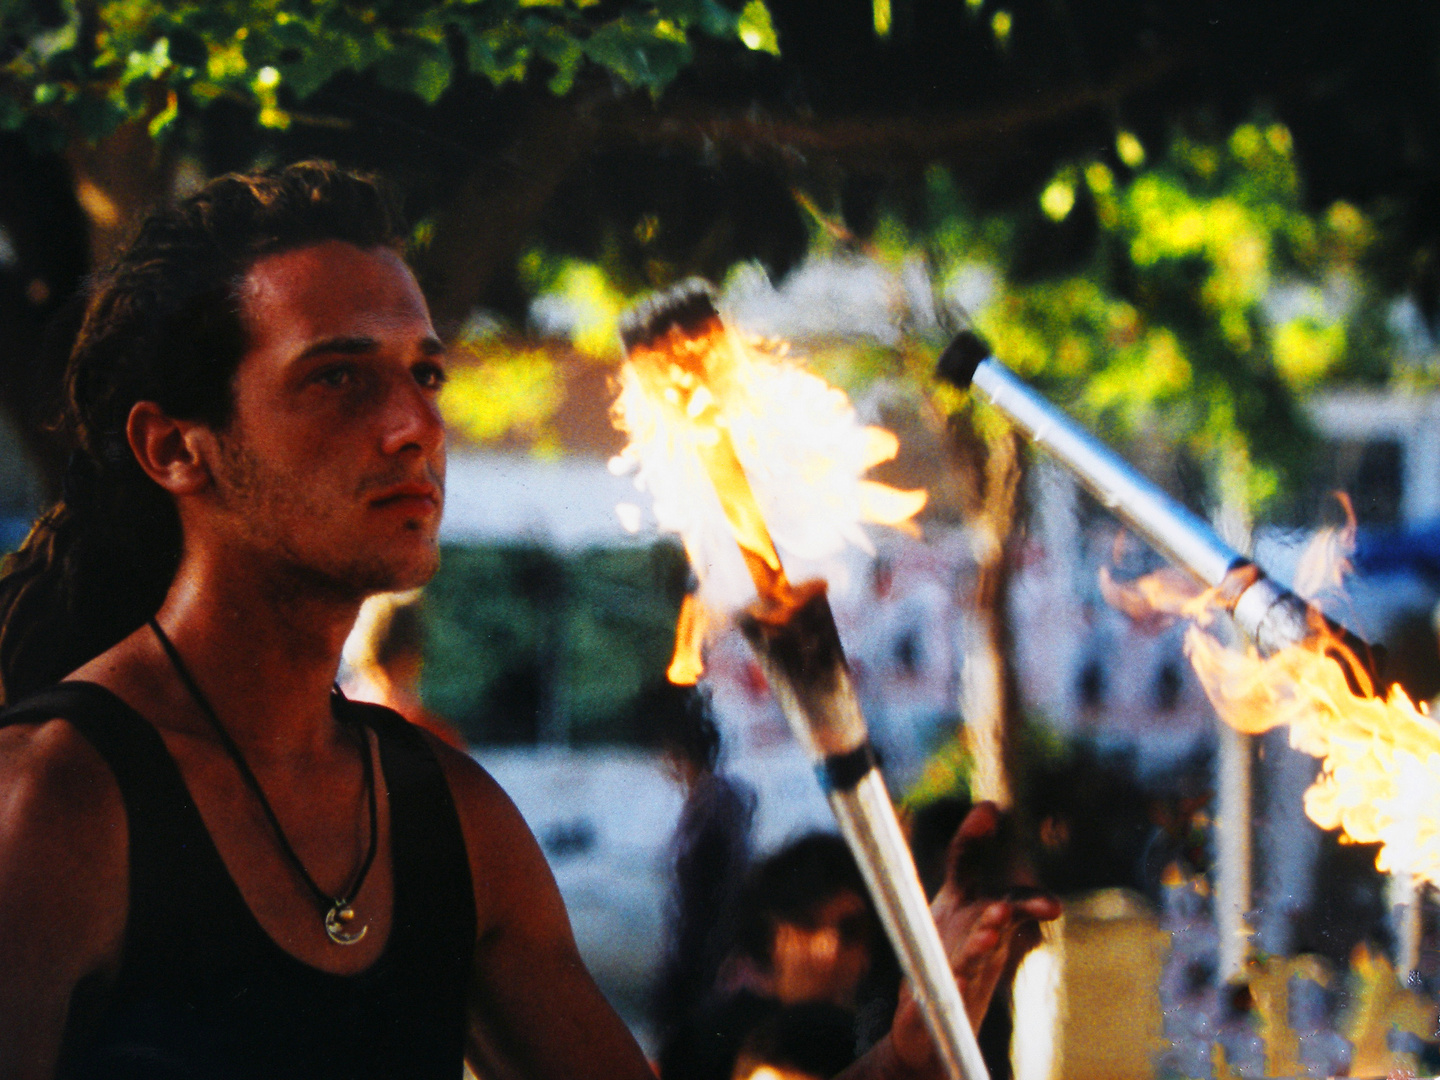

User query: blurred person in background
[0,160,1056,1080]
[660,833,886,1080]
[653,681,756,1048]
[730,1003,861,1080]
[341,588,464,748]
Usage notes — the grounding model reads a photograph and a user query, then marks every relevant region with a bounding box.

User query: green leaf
[145,90,178,137]
[658,0,740,38]
[535,31,584,95]
[737,0,779,55]
[415,53,452,103]
[373,40,452,101]
[283,38,351,98]
[467,27,530,84]
[71,93,126,139]
[583,16,692,92]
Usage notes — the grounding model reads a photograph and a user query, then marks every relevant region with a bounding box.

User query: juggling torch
[935,331,1382,676]
[935,330,1393,983]
[619,287,992,1080]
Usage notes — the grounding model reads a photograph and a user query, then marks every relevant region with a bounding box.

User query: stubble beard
[211,436,440,604]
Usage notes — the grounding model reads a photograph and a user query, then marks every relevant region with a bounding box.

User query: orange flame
[1292,492,1357,600]
[1103,520,1440,885]
[1183,623,1440,883]
[667,594,711,685]
[611,314,926,683]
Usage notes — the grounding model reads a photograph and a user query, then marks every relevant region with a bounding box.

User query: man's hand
[885,801,1061,1078]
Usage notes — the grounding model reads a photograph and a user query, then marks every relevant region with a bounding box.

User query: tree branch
[603,52,1183,168]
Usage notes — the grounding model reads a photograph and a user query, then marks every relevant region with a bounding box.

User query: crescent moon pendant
[324,904,368,946]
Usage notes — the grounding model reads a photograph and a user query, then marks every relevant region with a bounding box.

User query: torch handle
[969,357,1242,588]
[829,772,991,1080]
[938,335,1381,670]
[742,590,991,1080]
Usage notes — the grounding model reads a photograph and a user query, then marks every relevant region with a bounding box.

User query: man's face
[204,240,446,598]
[769,888,874,1008]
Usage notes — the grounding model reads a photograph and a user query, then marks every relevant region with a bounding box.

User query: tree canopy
[1,0,1437,510]
[0,0,778,143]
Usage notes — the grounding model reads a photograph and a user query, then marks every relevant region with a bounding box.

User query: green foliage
[420,541,688,744]
[441,343,564,450]
[0,0,776,142]
[901,709,1070,811]
[914,121,1394,516]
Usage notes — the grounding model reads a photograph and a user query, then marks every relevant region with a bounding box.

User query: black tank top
[0,682,476,1080]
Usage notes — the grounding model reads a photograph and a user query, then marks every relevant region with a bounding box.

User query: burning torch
[936,329,1409,986]
[935,330,1382,677]
[616,284,992,1080]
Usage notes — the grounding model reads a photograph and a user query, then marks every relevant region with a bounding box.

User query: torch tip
[935,330,993,390]
[619,278,722,353]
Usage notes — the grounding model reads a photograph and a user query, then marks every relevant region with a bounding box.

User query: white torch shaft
[970,358,1240,587]
[830,772,989,1080]
[743,591,990,1080]
[960,352,1378,663]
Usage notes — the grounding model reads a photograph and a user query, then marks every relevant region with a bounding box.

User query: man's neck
[149,556,365,760]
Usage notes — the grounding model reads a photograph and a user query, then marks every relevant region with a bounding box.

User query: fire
[1104,516,1440,886]
[1291,492,1357,601]
[610,292,926,683]
[1184,624,1440,883]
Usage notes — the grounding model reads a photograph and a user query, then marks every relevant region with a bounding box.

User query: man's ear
[126,400,214,495]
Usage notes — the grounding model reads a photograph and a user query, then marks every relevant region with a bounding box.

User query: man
[0,162,1055,1079]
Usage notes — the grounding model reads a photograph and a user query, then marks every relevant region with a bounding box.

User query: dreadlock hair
[0,161,406,705]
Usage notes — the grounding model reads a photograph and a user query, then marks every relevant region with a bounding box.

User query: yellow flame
[1184,626,1440,883]
[667,594,711,686]
[1103,518,1440,885]
[612,317,926,682]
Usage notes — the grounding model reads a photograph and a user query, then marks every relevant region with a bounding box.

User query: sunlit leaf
[442,347,564,444]
[737,0,779,54]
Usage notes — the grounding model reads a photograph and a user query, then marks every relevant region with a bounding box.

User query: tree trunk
[64,119,175,271]
[949,411,1026,809]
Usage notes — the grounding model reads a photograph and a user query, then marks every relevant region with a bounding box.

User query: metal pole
[935,333,1378,666]
[743,589,991,1080]
[1215,723,1253,982]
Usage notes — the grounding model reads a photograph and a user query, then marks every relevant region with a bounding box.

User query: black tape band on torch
[817,742,879,793]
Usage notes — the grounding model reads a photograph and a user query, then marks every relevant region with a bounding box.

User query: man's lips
[368,483,442,511]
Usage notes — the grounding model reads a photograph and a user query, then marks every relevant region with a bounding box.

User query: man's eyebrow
[419,337,446,357]
[296,336,380,361]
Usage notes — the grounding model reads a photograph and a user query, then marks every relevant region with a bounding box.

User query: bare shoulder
[0,718,127,975]
[420,734,568,940]
[0,717,126,843]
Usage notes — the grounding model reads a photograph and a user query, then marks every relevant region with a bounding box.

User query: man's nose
[380,375,444,457]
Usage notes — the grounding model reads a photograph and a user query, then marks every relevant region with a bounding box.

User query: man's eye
[414,362,448,390]
[316,365,356,388]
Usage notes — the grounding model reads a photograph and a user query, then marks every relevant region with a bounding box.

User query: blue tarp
[1354,518,1440,586]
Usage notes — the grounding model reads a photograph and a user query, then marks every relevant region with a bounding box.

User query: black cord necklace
[148,618,379,946]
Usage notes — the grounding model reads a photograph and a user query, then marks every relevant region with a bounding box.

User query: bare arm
[430,743,655,1080]
[838,803,1061,1080]
[0,721,127,1080]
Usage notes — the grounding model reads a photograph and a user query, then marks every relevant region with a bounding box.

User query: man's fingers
[944,802,1007,900]
[1011,892,1062,923]
[955,800,1001,842]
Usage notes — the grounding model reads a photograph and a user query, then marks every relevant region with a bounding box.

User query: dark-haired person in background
[653,682,756,1048]
[660,833,886,1080]
[340,589,465,748]
[0,162,1056,1079]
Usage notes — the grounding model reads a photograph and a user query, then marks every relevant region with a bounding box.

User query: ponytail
[0,451,179,704]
